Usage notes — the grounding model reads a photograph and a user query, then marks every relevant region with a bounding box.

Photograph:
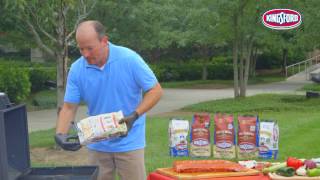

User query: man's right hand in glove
[54,133,81,151]
[118,111,139,137]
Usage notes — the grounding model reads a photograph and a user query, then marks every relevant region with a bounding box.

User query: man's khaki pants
[88,148,146,180]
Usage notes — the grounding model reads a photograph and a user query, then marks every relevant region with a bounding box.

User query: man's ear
[101,35,108,45]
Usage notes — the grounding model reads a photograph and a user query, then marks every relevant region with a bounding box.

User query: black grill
[0,95,98,180]
[0,92,13,110]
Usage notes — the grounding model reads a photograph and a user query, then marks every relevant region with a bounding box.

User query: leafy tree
[4,0,97,108]
[140,0,221,79]
[90,1,176,62]
[0,1,31,50]
[171,0,222,80]
[216,0,264,97]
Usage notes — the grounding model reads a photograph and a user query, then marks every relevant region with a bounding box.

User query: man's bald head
[76,20,106,40]
[75,20,109,67]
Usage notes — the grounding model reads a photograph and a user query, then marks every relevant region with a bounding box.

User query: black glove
[54,133,81,151]
[119,111,139,135]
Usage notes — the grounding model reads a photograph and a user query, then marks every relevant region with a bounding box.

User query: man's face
[76,29,108,66]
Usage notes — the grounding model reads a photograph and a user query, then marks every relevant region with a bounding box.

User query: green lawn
[161,80,233,88]
[29,93,320,174]
[161,76,285,89]
[300,82,320,92]
[25,89,57,111]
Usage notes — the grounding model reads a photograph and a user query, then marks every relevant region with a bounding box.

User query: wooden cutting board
[269,173,320,180]
[156,168,260,179]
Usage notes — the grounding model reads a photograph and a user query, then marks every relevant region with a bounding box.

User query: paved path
[27,79,311,132]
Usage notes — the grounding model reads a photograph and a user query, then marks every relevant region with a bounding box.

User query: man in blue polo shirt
[55,20,163,180]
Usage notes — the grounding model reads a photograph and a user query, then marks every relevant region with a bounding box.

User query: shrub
[29,68,50,92]
[256,53,282,69]
[0,65,31,103]
[31,90,57,109]
[29,67,56,92]
[149,64,166,82]
[175,63,202,81]
[211,56,233,64]
[149,60,233,82]
[207,64,233,80]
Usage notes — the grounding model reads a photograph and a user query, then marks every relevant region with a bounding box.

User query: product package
[258,120,279,159]
[76,111,127,145]
[190,113,211,157]
[237,115,259,159]
[213,113,236,159]
[169,119,189,157]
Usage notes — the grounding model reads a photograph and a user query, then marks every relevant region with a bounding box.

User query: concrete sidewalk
[27,80,310,132]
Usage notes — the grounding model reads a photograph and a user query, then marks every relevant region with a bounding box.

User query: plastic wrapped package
[258,120,279,159]
[169,119,189,157]
[76,111,127,145]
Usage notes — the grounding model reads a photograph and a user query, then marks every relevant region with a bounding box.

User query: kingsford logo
[217,142,232,149]
[193,139,209,146]
[262,9,302,30]
[239,143,255,150]
[259,145,269,153]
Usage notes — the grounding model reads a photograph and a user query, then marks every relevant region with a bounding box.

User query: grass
[149,76,285,89]
[29,128,56,148]
[161,80,233,88]
[25,89,57,111]
[29,93,320,174]
[182,94,320,113]
[300,82,320,92]
[247,75,285,84]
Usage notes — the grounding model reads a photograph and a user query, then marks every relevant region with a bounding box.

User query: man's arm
[56,102,79,134]
[55,102,81,151]
[119,83,163,133]
[135,82,163,115]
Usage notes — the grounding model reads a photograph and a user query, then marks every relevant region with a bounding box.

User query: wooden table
[147,172,271,180]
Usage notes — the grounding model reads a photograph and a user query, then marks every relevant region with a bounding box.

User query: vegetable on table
[276,167,295,177]
[307,168,320,177]
[305,160,317,169]
[296,166,307,176]
[262,162,287,174]
[287,157,304,170]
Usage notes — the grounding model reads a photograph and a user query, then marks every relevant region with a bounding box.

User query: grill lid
[0,104,31,180]
[0,92,14,110]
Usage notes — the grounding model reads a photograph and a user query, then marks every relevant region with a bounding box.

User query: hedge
[0,65,31,103]
[149,62,233,82]
[0,59,233,103]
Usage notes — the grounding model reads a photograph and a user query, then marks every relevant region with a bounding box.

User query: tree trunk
[238,32,245,97]
[233,14,240,98]
[202,65,208,80]
[199,46,209,80]
[250,46,257,77]
[242,39,253,97]
[56,0,68,110]
[56,53,68,109]
[282,48,288,76]
[239,56,245,97]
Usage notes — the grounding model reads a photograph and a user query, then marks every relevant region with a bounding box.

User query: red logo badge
[262,9,302,30]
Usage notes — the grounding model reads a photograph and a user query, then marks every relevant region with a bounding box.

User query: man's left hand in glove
[55,133,81,151]
[119,111,139,136]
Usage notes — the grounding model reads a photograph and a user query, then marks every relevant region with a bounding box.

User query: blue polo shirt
[64,42,158,152]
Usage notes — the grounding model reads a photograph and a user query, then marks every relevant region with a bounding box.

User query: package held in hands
[169,119,189,157]
[76,111,127,145]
